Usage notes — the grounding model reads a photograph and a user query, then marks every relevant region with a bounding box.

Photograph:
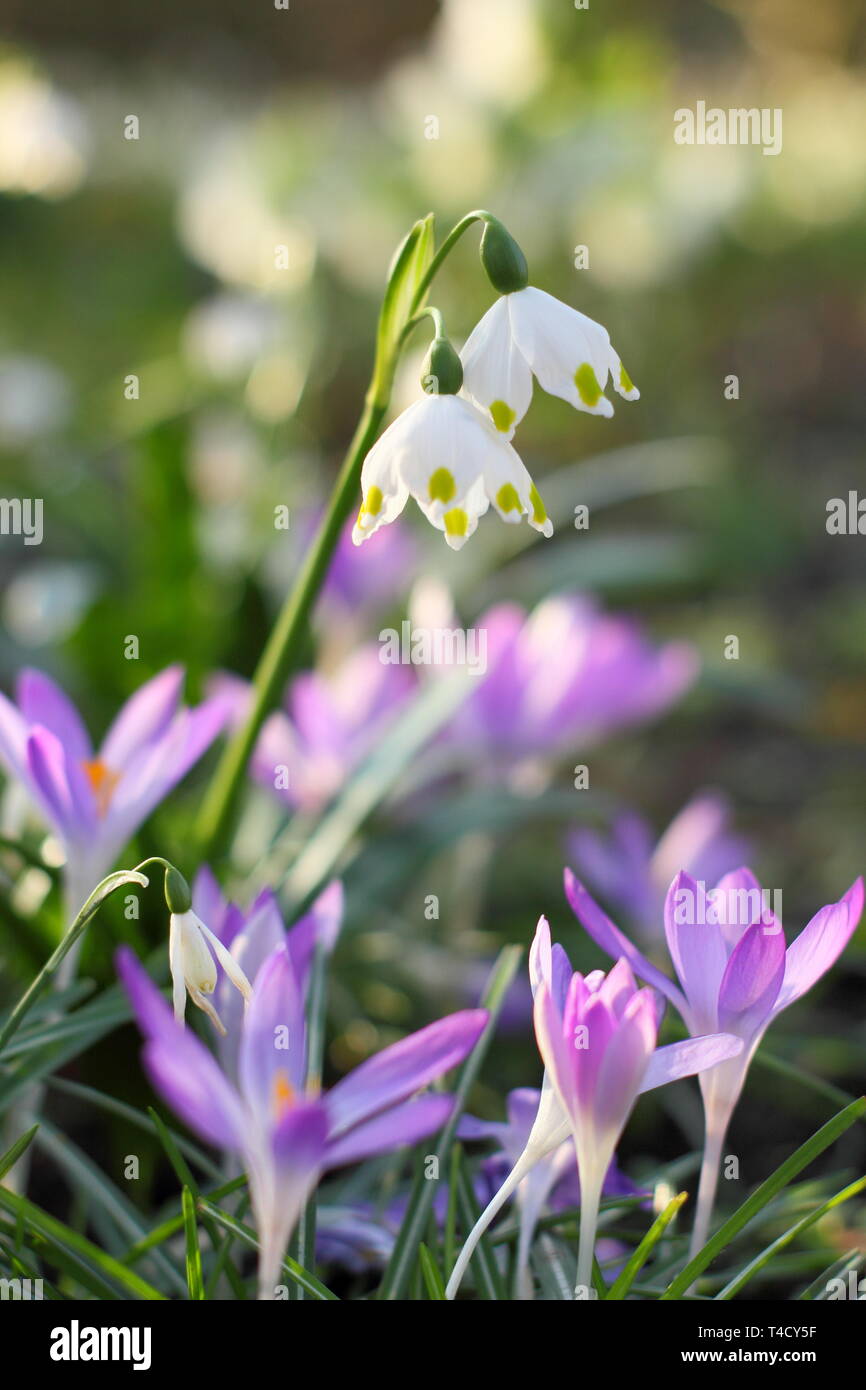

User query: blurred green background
[1,0,865,1277]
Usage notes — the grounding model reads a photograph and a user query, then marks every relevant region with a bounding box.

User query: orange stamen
[272,1071,296,1121]
[82,759,120,818]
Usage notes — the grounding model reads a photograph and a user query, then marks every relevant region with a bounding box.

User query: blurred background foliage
[1,0,865,1267]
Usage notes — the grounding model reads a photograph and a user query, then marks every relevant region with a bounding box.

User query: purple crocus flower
[458,1087,645,1299]
[190,865,343,1067]
[443,595,698,768]
[210,647,416,815]
[318,514,417,615]
[118,946,487,1298]
[568,792,750,940]
[564,865,864,1258]
[446,917,740,1299]
[0,666,228,915]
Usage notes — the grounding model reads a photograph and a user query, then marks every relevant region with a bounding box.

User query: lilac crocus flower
[564,865,864,1257]
[211,646,416,815]
[458,1087,644,1299]
[0,666,228,915]
[190,865,343,1067]
[118,946,487,1299]
[569,792,749,940]
[446,917,740,1299]
[443,595,698,769]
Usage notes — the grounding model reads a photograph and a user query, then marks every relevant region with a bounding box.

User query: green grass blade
[182,1187,205,1300]
[0,1124,38,1182]
[715,1174,866,1300]
[606,1191,688,1300]
[418,1243,446,1300]
[662,1096,866,1299]
[0,1186,166,1300]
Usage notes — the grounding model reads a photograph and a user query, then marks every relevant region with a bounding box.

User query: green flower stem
[409,210,491,313]
[0,863,153,1055]
[194,391,388,860]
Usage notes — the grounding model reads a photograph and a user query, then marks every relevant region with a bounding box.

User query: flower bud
[421,336,464,396]
[163,864,192,915]
[479,216,529,295]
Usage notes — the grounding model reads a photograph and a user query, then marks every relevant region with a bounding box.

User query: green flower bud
[163,864,192,915]
[479,216,529,295]
[422,336,464,395]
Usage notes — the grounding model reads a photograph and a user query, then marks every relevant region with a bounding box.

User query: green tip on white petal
[494,482,524,521]
[528,483,553,536]
[489,399,516,433]
[574,363,613,417]
[616,361,640,401]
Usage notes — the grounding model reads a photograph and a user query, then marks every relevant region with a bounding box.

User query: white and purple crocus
[0,666,228,917]
[119,945,487,1299]
[447,917,742,1298]
[564,865,864,1257]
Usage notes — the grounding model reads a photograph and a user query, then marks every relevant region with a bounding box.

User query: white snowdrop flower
[169,908,252,1035]
[461,287,640,437]
[459,214,639,438]
[353,334,552,550]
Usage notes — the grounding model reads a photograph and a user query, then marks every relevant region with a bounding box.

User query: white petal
[178,911,218,995]
[352,406,417,544]
[198,918,253,1003]
[428,475,489,550]
[479,430,553,536]
[189,985,227,1035]
[168,915,187,1026]
[508,286,615,419]
[396,397,487,519]
[460,296,533,439]
[607,344,640,401]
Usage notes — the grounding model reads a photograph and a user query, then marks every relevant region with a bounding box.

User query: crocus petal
[663,870,729,1031]
[532,982,579,1126]
[17,669,92,762]
[592,989,658,1134]
[717,920,786,1036]
[564,868,687,1014]
[100,665,184,766]
[25,727,77,836]
[324,1094,454,1169]
[252,1100,329,1300]
[326,1009,487,1137]
[639,1032,744,1094]
[117,948,245,1150]
[238,945,308,1112]
[774,877,864,1014]
[285,880,344,994]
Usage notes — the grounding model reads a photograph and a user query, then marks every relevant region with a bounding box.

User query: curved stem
[400,303,447,347]
[409,210,492,315]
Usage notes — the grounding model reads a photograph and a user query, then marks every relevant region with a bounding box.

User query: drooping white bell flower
[461,287,639,438]
[169,907,252,1035]
[352,351,553,550]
